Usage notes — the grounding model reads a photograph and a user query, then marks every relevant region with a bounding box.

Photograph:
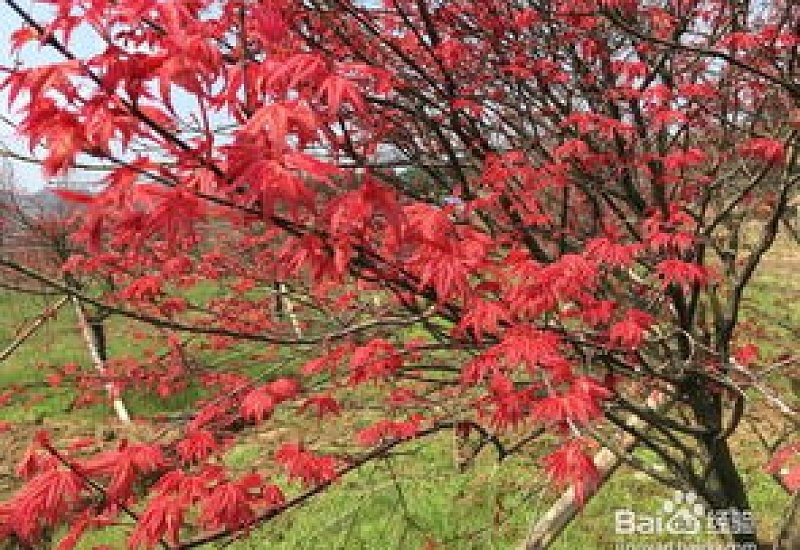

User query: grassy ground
[0,241,797,549]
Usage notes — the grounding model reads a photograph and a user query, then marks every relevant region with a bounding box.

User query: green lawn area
[0,241,797,549]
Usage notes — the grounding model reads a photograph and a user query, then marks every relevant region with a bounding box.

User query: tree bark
[72,298,131,423]
[520,392,668,549]
[688,385,758,547]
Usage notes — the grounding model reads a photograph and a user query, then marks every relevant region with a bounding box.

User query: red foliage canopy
[0,0,798,547]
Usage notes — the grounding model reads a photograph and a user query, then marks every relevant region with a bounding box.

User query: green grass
[0,290,203,424]
[0,292,99,423]
[1,241,798,549]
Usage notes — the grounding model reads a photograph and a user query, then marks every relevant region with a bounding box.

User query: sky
[0,1,230,193]
[1,2,48,191]
[0,1,102,191]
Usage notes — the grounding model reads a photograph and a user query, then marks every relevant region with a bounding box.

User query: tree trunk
[689,384,758,547]
[703,436,759,546]
[519,391,669,550]
[72,298,131,423]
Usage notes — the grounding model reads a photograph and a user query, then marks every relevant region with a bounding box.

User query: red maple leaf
[541,439,599,505]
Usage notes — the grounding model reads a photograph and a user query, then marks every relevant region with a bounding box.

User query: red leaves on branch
[661,148,708,172]
[356,415,424,446]
[531,377,612,427]
[348,339,403,384]
[119,275,164,302]
[1,0,795,545]
[240,377,301,424]
[585,237,642,267]
[738,138,786,166]
[51,188,97,205]
[301,344,352,376]
[19,99,86,176]
[176,430,218,464]
[240,388,277,424]
[9,26,39,51]
[765,443,800,491]
[82,442,167,502]
[0,468,85,543]
[655,259,710,289]
[298,395,342,418]
[609,310,655,349]
[318,74,366,113]
[456,298,510,340]
[499,327,569,375]
[733,343,760,366]
[198,480,255,532]
[541,438,600,506]
[642,206,697,253]
[128,493,185,549]
[274,444,338,487]
[16,446,52,479]
[129,467,285,548]
[720,32,763,51]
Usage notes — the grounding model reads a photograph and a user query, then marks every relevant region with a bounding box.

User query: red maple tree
[0,0,798,548]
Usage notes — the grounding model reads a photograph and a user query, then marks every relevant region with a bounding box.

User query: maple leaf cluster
[0,0,797,547]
